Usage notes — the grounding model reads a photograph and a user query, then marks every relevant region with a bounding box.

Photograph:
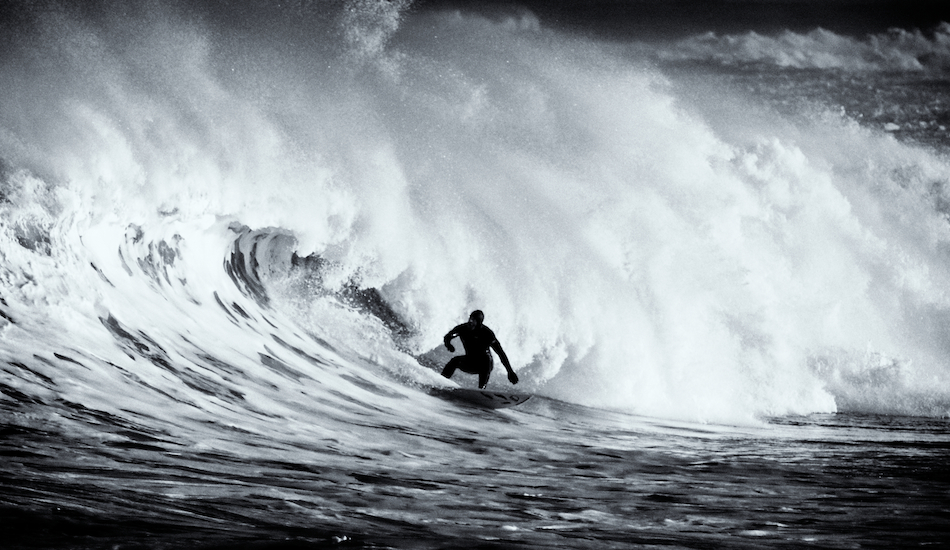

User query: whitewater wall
[2,0,950,424]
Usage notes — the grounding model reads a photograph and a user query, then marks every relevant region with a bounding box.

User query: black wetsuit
[442,322,508,388]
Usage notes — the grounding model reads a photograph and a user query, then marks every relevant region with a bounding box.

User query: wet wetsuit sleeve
[490,338,518,384]
[490,339,513,373]
[444,324,465,348]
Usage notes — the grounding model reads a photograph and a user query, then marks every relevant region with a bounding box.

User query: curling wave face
[1,0,950,426]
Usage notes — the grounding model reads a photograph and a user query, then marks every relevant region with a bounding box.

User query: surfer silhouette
[442,310,519,389]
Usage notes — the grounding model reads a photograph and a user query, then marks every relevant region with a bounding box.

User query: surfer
[442,310,519,389]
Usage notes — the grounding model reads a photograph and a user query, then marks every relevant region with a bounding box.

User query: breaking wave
[655,22,950,73]
[2,1,950,425]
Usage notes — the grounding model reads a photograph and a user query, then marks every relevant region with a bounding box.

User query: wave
[653,22,950,73]
[2,1,950,426]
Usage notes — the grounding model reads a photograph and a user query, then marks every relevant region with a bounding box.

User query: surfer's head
[469,310,485,326]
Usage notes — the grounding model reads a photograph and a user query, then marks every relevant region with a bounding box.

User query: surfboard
[431,388,531,409]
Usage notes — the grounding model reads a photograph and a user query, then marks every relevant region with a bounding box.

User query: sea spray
[653,23,950,73]
[1,1,950,422]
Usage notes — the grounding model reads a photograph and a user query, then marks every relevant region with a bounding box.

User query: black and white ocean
[1,1,949,548]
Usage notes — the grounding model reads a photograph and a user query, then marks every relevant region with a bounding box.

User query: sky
[3,1,949,41]
[415,0,950,39]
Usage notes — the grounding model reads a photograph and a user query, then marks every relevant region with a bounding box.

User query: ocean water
[1,1,949,548]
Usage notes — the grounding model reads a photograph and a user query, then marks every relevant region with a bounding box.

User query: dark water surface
[3,399,948,549]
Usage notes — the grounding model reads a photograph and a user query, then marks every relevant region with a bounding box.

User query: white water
[2,1,950,427]
[653,22,950,72]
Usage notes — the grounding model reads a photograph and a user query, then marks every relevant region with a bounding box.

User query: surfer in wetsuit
[442,310,519,389]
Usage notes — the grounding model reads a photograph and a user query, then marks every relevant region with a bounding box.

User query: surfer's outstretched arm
[491,341,519,384]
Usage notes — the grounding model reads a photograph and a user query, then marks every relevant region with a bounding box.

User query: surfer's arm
[443,324,463,352]
[491,341,519,384]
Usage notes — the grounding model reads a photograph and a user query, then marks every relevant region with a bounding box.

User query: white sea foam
[654,22,950,73]
[1,2,950,424]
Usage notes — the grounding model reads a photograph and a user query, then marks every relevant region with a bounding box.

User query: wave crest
[657,22,950,73]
